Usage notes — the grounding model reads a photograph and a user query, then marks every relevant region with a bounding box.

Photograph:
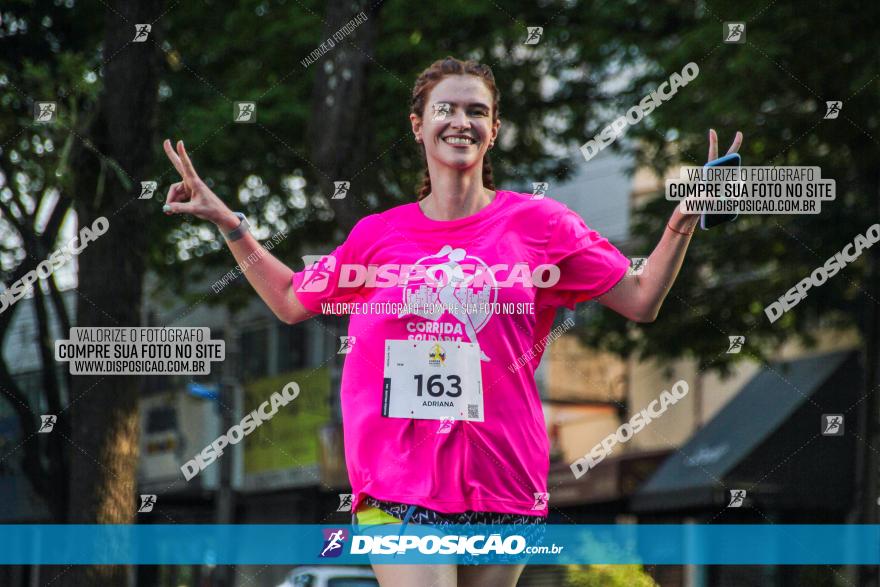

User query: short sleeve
[538,208,630,311]
[290,217,372,314]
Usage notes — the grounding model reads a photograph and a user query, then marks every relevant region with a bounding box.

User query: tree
[2,1,161,584]
[11,0,870,582]
[58,0,163,584]
[568,1,878,584]
[0,0,105,524]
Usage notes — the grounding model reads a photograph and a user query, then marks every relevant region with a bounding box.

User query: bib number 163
[382,339,484,421]
[414,374,462,397]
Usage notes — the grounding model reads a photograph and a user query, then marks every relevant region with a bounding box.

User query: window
[145,405,177,434]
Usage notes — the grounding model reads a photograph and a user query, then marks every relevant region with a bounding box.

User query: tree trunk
[58,0,161,584]
[306,0,384,233]
[32,277,70,521]
[0,195,70,523]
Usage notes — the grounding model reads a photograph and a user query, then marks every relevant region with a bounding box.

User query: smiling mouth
[442,135,477,146]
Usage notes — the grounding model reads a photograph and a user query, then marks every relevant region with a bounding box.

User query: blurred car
[276,566,378,587]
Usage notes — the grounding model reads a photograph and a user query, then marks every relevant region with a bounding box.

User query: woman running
[422,245,491,361]
[162,56,742,587]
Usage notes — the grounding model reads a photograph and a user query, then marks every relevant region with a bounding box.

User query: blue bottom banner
[1,524,879,565]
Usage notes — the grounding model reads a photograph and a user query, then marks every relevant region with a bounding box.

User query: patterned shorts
[352,495,547,565]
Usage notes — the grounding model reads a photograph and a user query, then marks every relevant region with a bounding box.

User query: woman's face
[411,75,500,172]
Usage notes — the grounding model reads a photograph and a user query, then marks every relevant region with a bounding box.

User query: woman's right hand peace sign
[162,139,236,229]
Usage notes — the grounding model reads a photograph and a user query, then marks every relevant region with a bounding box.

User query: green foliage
[149,0,627,307]
[564,563,658,587]
[571,0,879,374]
[0,1,104,264]
[6,0,877,375]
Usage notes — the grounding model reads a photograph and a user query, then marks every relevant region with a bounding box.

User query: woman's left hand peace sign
[707,128,743,162]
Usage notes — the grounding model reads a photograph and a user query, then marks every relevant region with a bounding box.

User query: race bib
[382,339,484,421]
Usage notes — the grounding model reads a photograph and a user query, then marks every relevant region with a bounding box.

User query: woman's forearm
[609,130,744,322]
[636,205,700,320]
[216,210,313,325]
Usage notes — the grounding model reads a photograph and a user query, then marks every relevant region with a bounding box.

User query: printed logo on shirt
[398,245,497,362]
[298,254,337,293]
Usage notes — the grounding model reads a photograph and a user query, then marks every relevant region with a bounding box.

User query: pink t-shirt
[291,189,630,517]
